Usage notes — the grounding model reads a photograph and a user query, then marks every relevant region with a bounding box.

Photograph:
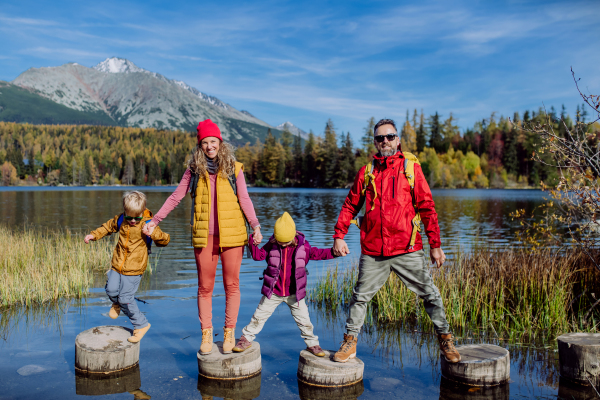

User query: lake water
[0,187,587,399]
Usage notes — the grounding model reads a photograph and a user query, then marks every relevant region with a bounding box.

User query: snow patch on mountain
[94,57,147,74]
[277,121,308,139]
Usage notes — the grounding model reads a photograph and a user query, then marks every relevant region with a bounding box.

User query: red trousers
[194,235,243,330]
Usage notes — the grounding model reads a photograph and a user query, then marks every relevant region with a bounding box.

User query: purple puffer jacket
[249,231,335,301]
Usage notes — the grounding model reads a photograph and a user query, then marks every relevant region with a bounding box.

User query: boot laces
[441,336,456,352]
[224,329,233,342]
[340,336,354,352]
[202,329,212,344]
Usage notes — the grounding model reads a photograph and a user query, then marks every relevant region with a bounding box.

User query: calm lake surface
[0,187,585,399]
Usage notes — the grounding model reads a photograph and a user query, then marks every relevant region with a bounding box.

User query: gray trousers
[346,250,450,335]
[105,269,148,329]
[242,294,319,347]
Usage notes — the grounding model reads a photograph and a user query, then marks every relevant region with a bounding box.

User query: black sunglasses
[374,134,398,143]
[124,215,143,221]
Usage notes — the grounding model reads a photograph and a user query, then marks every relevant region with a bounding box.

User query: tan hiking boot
[128,323,151,343]
[200,328,213,355]
[233,336,252,352]
[438,333,461,363]
[129,389,151,399]
[333,333,357,362]
[223,327,235,354]
[109,303,120,319]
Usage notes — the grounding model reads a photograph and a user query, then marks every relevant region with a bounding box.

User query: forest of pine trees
[0,104,598,188]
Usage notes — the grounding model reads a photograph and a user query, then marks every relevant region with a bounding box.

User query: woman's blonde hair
[187,141,236,179]
[123,191,147,215]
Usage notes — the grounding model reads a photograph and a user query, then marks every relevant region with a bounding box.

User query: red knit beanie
[196,119,223,143]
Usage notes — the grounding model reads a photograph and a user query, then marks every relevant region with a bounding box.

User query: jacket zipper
[393,176,395,199]
[119,225,130,274]
[283,247,288,296]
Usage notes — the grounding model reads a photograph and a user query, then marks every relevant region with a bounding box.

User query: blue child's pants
[105,269,148,329]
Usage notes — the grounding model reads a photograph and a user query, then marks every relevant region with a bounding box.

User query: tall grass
[0,225,113,307]
[309,247,600,336]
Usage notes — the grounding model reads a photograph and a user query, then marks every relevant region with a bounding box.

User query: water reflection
[75,364,150,398]
[197,373,261,399]
[556,377,598,399]
[297,379,364,400]
[438,377,509,400]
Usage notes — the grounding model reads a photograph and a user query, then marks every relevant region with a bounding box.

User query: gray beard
[380,148,397,157]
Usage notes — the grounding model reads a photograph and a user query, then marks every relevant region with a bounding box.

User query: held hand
[252,226,263,245]
[143,221,156,236]
[84,234,95,244]
[430,247,446,268]
[333,238,350,257]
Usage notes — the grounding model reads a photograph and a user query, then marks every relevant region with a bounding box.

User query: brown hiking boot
[307,345,325,357]
[232,336,252,352]
[128,323,151,343]
[108,303,120,319]
[223,327,235,354]
[333,333,357,362]
[200,328,213,355]
[129,389,151,399]
[438,333,461,363]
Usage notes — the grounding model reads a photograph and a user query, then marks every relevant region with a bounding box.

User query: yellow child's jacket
[90,209,170,275]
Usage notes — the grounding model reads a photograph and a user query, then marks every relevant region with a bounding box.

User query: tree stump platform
[440,344,510,387]
[558,333,600,386]
[197,372,261,399]
[197,341,261,380]
[298,378,364,399]
[75,365,141,396]
[75,325,139,374]
[297,349,364,387]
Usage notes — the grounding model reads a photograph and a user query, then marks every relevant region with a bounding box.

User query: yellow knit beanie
[274,212,296,243]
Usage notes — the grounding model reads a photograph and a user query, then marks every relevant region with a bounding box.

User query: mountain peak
[277,121,308,139]
[93,57,147,74]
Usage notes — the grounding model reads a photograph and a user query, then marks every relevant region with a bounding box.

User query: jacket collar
[373,151,404,167]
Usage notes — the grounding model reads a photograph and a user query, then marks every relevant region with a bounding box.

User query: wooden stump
[75,365,141,396]
[297,349,364,387]
[298,378,364,399]
[75,326,139,374]
[558,333,600,386]
[439,376,509,399]
[197,341,261,380]
[197,372,261,399]
[440,344,510,387]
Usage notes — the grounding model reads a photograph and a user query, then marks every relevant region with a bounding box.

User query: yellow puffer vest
[192,162,248,248]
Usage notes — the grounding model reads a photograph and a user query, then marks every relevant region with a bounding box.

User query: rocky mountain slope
[277,121,308,140]
[10,57,282,145]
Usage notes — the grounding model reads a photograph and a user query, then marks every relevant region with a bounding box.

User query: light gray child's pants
[242,294,319,347]
[105,269,148,329]
[346,249,450,336]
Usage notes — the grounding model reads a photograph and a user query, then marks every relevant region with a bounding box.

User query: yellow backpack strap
[351,161,377,227]
[403,152,422,249]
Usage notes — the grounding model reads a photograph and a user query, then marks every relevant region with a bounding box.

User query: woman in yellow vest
[144,119,262,355]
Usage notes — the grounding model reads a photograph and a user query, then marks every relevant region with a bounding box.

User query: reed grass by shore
[309,247,600,335]
[0,225,113,307]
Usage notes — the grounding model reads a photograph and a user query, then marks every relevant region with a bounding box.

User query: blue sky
[1,0,598,141]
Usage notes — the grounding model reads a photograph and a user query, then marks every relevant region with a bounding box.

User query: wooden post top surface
[76,325,137,352]
[452,344,509,363]
[558,333,600,346]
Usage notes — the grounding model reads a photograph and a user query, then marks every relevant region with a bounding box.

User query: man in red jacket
[332,119,461,364]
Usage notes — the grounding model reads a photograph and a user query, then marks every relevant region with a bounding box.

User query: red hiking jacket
[333,151,441,256]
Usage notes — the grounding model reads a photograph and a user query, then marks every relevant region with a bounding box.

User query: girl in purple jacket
[233,212,337,357]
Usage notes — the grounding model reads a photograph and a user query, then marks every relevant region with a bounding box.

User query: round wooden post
[440,344,510,387]
[75,326,139,374]
[297,349,364,387]
[558,333,600,386]
[197,372,261,399]
[197,341,261,379]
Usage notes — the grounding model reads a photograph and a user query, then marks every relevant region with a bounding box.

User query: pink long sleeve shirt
[151,169,259,236]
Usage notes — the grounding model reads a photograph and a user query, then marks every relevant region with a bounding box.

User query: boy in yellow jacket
[84,191,170,343]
